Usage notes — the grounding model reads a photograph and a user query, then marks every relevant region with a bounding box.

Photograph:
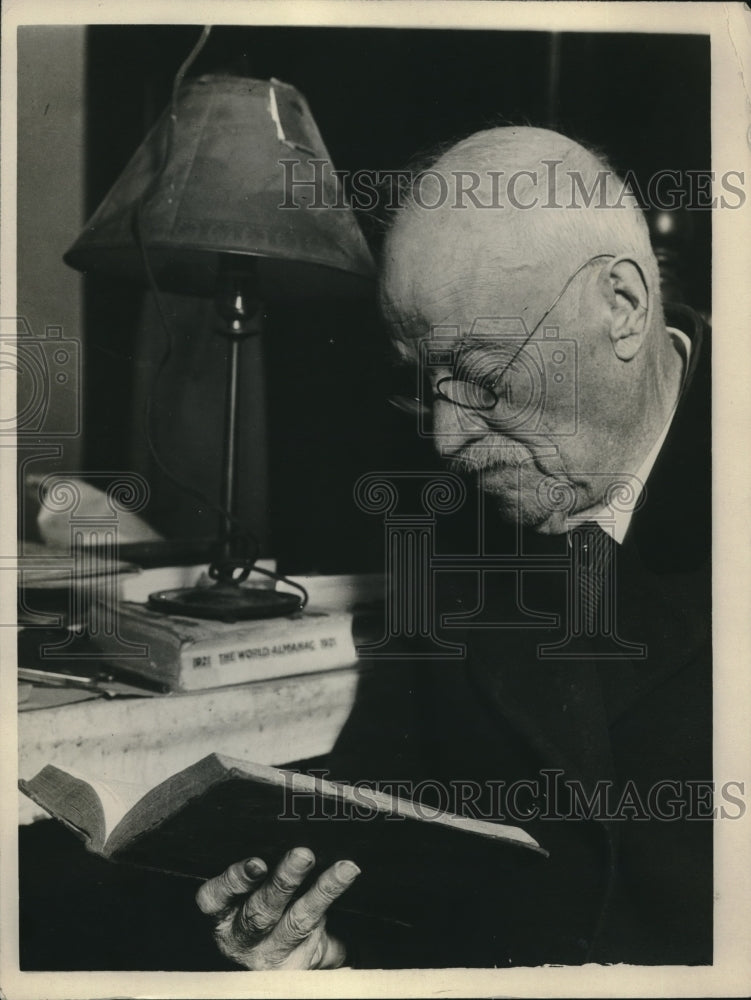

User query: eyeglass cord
[132,25,308,608]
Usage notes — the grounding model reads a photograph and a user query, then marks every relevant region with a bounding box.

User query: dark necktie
[568,521,615,635]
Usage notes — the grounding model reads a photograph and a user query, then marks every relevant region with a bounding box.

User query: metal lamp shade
[64,74,374,298]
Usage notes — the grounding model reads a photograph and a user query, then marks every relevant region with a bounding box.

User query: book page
[60,765,153,845]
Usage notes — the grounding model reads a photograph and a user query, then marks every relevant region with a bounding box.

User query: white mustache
[444,435,533,472]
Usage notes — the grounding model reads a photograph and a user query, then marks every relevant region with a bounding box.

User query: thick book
[91,602,358,691]
[19,753,547,924]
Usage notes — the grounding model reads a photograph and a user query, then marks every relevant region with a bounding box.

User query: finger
[196,857,268,916]
[273,860,361,949]
[238,847,315,939]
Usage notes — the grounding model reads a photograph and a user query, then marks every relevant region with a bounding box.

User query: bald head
[382,127,660,330]
[380,127,683,532]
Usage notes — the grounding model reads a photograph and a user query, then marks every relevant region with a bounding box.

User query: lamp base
[147,582,302,623]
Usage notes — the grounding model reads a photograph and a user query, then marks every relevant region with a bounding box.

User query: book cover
[20,753,547,925]
[92,602,358,691]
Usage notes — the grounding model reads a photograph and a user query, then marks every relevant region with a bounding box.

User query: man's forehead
[382,217,544,334]
[381,253,475,325]
[383,274,544,362]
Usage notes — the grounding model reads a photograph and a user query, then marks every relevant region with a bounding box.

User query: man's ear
[596,257,650,361]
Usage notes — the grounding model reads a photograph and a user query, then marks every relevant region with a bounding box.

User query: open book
[20,753,547,923]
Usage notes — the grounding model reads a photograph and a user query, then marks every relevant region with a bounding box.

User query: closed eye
[454,344,525,387]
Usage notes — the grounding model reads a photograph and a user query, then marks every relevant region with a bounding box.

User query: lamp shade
[64,74,374,298]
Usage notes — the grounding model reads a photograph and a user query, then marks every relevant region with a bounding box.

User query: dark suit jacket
[330,305,712,967]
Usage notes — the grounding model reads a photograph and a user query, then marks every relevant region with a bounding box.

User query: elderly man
[195,127,711,969]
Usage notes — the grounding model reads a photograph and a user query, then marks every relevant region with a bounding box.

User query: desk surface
[18,662,375,824]
[18,570,390,823]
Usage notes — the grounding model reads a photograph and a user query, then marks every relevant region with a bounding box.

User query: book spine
[177,617,357,691]
[87,609,182,686]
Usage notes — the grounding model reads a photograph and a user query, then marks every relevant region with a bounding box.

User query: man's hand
[196,847,360,970]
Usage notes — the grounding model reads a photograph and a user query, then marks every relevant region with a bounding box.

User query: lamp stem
[211,259,263,580]
[219,334,241,559]
[147,271,304,621]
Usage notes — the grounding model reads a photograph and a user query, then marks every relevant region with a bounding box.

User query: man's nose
[430,398,488,450]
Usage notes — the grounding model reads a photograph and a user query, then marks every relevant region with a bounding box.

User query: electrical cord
[131,24,308,609]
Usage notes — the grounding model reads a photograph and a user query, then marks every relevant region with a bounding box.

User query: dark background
[80,26,711,572]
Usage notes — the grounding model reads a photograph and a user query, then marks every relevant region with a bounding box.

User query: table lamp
[64,71,374,621]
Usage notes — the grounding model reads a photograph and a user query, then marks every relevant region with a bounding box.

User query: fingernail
[290,847,315,870]
[244,858,266,877]
[335,860,361,881]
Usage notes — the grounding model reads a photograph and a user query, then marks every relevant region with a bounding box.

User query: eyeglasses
[389,253,616,417]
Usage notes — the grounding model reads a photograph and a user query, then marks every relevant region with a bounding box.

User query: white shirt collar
[567,327,691,544]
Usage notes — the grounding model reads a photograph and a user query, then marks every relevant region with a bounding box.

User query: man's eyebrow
[390,355,414,369]
[389,336,494,372]
[388,339,418,366]
[386,312,424,333]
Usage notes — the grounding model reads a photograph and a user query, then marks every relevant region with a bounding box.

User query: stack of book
[91,599,359,693]
[18,546,383,698]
